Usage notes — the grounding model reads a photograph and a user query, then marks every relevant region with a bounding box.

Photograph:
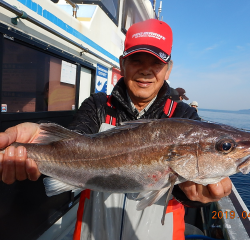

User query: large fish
[11,118,250,224]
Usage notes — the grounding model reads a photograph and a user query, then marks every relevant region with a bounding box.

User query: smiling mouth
[135,80,153,86]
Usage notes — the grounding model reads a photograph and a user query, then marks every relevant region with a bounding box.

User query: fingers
[26,158,41,181]
[207,177,232,199]
[15,146,28,181]
[179,181,206,202]
[2,146,17,184]
[0,123,40,150]
[0,129,16,149]
[179,178,232,204]
[1,146,41,184]
[0,153,3,180]
[0,122,41,184]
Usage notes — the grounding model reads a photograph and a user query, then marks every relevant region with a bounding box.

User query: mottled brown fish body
[12,119,250,193]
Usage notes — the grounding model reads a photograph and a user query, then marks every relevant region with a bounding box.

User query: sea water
[199,109,250,210]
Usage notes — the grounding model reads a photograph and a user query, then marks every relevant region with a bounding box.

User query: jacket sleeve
[68,93,107,134]
[171,101,211,207]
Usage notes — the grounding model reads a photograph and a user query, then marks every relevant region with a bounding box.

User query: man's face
[120,52,171,104]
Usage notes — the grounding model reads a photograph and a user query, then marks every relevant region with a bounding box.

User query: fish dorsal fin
[34,123,82,144]
[92,123,140,138]
[120,119,156,126]
[99,123,138,133]
[43,177,83,197]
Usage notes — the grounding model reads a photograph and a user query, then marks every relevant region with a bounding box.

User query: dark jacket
[69,78,207,207]
[69,78,200,132]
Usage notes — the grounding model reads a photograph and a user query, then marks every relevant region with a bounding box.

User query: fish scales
[10,118,250,198]
[20,123,175,192]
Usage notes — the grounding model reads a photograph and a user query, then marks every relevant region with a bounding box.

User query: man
[175,87,189,101]
[0,19,231,240]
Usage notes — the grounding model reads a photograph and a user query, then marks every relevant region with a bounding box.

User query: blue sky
[157,1,250,110]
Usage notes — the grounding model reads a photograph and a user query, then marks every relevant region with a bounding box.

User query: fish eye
[216,139,235,153]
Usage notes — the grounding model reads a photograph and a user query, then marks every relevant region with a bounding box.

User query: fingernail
[7,147,14,157]
[17,147,24,157]
[0,154,2,169]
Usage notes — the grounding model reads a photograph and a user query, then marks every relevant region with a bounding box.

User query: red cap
[122,19,173,63]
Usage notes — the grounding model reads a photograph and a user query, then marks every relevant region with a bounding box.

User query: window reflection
[122,0,143,33]
[74,0,120,23]
[1,39,76,113]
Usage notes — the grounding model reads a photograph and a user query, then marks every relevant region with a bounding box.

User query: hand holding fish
[179,177,232,204]
[0,122,41,184]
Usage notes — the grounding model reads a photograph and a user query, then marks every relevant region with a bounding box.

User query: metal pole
[65,0,79,18]
[65,0,77,8]
[153,0,156,11]
[0,0,119,69]
[157,1,162,20]
[201,207,208,236]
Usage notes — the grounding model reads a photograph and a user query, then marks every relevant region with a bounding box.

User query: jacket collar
[111,77,171,115]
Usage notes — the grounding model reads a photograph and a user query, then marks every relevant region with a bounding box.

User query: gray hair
[167,60,173,70]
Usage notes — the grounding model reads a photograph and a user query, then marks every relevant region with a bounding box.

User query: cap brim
[182,95,189,100]
[123,45,171,63]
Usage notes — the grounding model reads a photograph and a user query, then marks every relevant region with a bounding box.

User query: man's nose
[138,62,153,75]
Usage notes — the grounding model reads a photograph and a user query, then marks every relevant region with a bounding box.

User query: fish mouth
[236,155,250,174]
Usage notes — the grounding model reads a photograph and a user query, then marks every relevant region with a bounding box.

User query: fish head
[165,120,250,183]
[204,123,250,176]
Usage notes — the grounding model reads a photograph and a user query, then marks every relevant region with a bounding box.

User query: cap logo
[132,32,166,40]
[159,52,167,60]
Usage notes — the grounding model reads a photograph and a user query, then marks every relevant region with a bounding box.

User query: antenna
[157,1,162,20]
[153,0,156,11]
[65,0,79,18]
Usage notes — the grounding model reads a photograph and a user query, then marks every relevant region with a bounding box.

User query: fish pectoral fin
[238,157,250,174]
[43,177,83,197]
[136,187,170,211]
[161,174,177,225]
[136,190,157,200]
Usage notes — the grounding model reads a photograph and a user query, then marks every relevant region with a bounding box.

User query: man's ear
[119,56,125,76]
[164,60,173,80]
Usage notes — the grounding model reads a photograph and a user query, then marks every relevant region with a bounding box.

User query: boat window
[1,39,76,113]
[74,0,120,25]
[121,0,143,34]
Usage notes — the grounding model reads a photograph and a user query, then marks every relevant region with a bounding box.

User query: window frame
[0,21,96,240]
[0,22,96,131]
[121,0,143,34]
[74,0,121,26]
